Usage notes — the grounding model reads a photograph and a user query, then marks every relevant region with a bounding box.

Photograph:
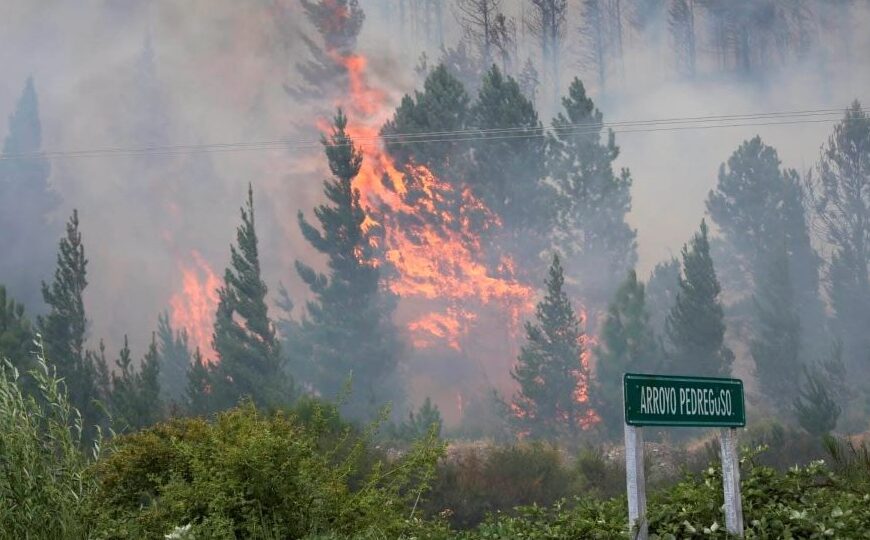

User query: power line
[0,106,864,161]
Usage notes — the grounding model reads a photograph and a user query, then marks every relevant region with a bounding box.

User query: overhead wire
[0,106,864,161]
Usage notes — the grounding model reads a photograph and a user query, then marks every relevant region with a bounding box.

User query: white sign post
[623,373,746,538]
[624,423,647,540]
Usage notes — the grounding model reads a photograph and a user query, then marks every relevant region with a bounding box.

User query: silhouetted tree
[665,220,734,377]
[109,334,162,433]
[509,254,594,440]
[296,110,402,418]
[156,312,191,405]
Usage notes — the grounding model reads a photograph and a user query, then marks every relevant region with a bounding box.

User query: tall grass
[0,340,98,539]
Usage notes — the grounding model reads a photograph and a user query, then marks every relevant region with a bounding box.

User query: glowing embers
[170,250,220,363]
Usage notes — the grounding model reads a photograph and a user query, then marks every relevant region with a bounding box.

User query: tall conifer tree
[38,210,108,438]
[547,77,636,309]
[807,102,870,379]
[156,312,191,404]
[665,220,734,377]
[0,286,34,375]
[509,254,593,440]
[593,270,660,438]
[0,77,59,309]
[108,334,163,433]
[750,245,801,413]
[210,185,285,410]
[185,348,212,416]
[296,109,402,417]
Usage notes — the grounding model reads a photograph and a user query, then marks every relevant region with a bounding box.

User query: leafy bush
[0,343,99,538]
[424,441,574,528]
[86,402,445,539]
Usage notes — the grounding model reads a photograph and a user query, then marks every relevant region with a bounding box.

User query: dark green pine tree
[470,65,554,255]
[381,63,471,178]
[808,102,870,379]
[108,334,163,433]
[750,245,801,414]
[547,78,637,309]
[665,220,734,377]
[593,270,662,439]
[645,258,681,339]
[707,136,825,341]
[296,109,402,418]
[509,254,594,440]
[185,348,212,416]
[0,77,60,310]
[0,285,35,375]
[210,184,285,410]
[156,311,191,405]
[38,210,108,438]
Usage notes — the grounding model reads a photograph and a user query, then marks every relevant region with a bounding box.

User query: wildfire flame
[169,250,220,363]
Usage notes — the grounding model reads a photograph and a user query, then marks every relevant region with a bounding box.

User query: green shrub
[424,442,574,529]
[86,402,444,539]
[0,344,99,539]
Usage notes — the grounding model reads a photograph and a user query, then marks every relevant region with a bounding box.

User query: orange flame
[170,250,220,363]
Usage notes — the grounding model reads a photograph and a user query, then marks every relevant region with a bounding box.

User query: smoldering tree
[453,0,503,69]
[290,0,366,100]
[526,0,568,108]
[669,0,696,77]
[806,101,870,382]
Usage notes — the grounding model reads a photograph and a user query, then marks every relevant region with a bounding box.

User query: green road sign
[623,373,745,427]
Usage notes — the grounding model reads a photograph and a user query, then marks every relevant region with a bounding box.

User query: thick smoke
[1,0,868,424]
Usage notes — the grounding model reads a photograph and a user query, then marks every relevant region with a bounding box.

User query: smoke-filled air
[1,1,870,538]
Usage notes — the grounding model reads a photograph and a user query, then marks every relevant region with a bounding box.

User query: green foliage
[470,65,553,248]
[593,269,661,439]
[0,285,35,385]
[508,254,594,440]
[794,361,842,436]
[665,220,734,377]
[38,209,109,441]
[108,334,163,433]
[645,258,680,339]
[392,397,443,443]
[548,77,637,308]
[211,184,287,411]
[86,403,445,539]
[156,312,190,405]
[0,341,98,538]
[824,435,870,489]
[296,109,402,419]
[750,246,802,414]
[425,442,574,529]
[184,348,211,416]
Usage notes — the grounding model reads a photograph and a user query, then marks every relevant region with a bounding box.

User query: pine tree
[38,210,107,437]
[185,348,211,416]
[296,109,402,418]
[593,270,661,438]
[156,311,191,404]
[707,136,825,338]
[380,63,471,177]
[470,66,554,267]
[665,220,734,377]
[646,258,680,338]
[210,185,285,410]
[793,354,843,436]
[0,77,60,310]
[0,285,34,373]
[547,77,636,309]
[807,102,870,379]
[750,246,801,413]
[108,334,163,433]
[509,254,594,440]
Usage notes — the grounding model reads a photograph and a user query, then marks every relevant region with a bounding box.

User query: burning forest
[2,0,870,537]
